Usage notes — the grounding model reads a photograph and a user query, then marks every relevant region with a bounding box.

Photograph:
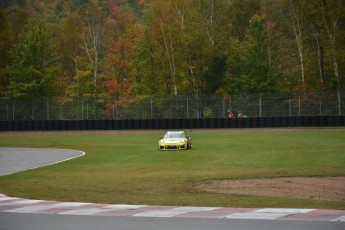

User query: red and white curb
[1,194,345,222]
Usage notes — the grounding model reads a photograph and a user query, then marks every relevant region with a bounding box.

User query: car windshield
[164,132,184,139]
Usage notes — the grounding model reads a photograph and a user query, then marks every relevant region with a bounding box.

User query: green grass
[0,128,345,209]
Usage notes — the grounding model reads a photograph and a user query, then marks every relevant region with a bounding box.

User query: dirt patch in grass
[196,177,345,201]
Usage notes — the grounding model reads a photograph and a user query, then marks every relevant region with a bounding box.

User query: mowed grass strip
[0,129,344,209]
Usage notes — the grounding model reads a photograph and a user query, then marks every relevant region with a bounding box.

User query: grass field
[0,128,345,209]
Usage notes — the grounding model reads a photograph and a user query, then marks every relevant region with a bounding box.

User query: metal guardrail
[1,116,344,131]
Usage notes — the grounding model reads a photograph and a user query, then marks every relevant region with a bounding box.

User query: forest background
[0,0,344,111]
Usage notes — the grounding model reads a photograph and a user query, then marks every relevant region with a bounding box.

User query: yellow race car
[158,131,192,150]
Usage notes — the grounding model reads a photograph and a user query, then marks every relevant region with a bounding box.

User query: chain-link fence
[1,92,343,121]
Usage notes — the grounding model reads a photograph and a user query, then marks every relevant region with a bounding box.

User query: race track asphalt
[0,147,84,176]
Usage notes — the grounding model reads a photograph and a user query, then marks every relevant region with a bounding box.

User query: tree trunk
[203,0,215,48]
[289,1,305,92]
[321,0,340,90]
[160,20,178,95]
[315,39,325,91]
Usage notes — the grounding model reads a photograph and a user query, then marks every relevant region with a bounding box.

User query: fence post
[59,104,62,120]
[112,102,115,120]
[223,97,225,118]
[92,98,97,120]
[169,103,172,119]
[338,91,341,115]
[259,95,262,117]
[87,103,89,120]
[228,95,232,114]
[12,100,15,120]
[47,98,49,120]
[187,97,189,118]
[289,99,292,116]
[150,98,153,119]
[115,100,118,119]
[298,95,301,116]
[82,100,84,120]
[141,104,143,119]
[199,97,203,118]
[319,96,322,116]
[196,97,200,118]
[32,104,34,120]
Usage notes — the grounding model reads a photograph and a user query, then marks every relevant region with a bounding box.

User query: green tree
[0,9,14,97]
[0,0,27,9]
[228,0,261,41]
[282,0,345,92]
[56,13,83,90]
[1,0,343,101]
[143,0,227,96]
[130,26,157,95]
[6,17,59,99]
[226,15,278,94]
[62,4,109,100]
[319,0,344,91]
[70,0,90,11]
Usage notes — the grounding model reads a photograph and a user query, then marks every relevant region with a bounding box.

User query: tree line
[0,0,344,108]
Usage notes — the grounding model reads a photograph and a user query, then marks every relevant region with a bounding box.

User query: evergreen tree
[6,17,59,99]
[226,15,278,94]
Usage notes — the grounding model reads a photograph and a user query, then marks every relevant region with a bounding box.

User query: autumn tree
[105,18,138,105]
[56,13,83,91]
[1,0,344,105]
[60,3,110,100]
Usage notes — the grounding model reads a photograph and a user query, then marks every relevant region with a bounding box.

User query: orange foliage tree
[103,7,140,117]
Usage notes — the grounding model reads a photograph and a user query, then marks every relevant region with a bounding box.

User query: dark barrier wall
[1,116,344,131]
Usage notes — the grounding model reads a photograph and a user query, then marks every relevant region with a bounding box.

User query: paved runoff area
[1,194,345,222]
[0,147,85,176]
